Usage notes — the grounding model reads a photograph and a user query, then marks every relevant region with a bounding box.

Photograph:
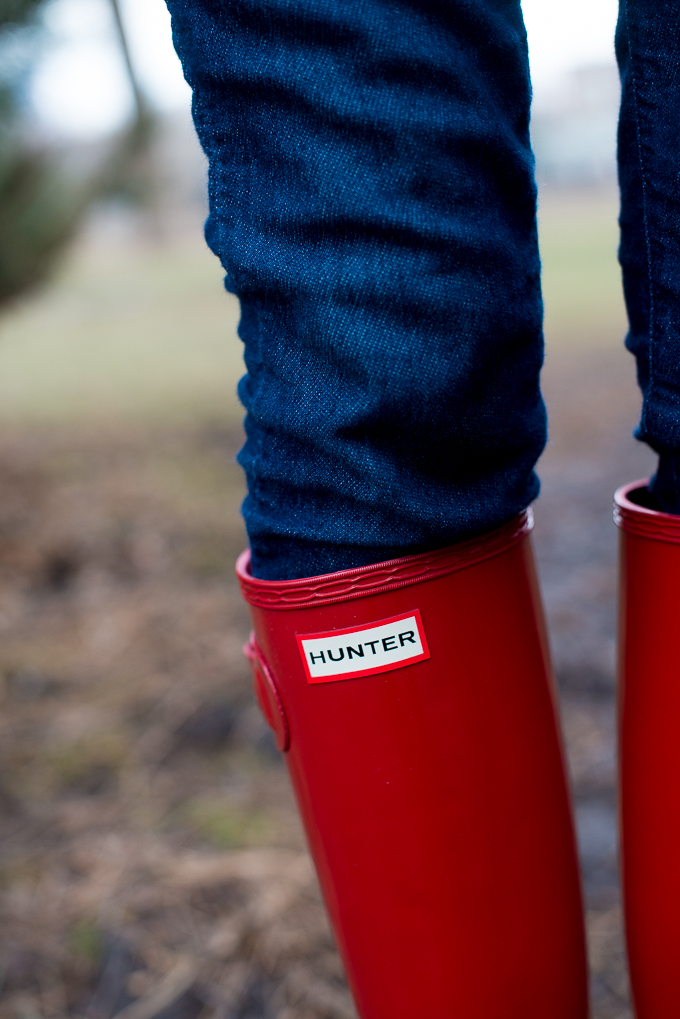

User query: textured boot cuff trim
[236,510,533,610]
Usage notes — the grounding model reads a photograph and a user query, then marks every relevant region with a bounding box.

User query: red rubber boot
[237,511,588,1019]
[615,480,680,1017]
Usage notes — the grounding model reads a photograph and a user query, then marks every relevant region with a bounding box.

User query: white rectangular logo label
[296,610,429,684]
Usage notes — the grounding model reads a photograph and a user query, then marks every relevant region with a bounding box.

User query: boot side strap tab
[244,635,290,752]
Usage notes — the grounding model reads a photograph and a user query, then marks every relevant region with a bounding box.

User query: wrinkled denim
[166,0,680,577]
[166,0,545,578]
[616,1,680,513]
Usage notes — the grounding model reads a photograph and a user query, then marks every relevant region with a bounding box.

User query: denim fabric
[616,1,680,513]
[166,0,546,579]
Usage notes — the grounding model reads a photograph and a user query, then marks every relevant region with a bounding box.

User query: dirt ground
[0,336,654,1018]
[0,423,354,1019]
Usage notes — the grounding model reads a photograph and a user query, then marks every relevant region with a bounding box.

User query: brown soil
[0,425,353,1019]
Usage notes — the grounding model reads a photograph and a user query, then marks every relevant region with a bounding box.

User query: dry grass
[0,424,355,1019]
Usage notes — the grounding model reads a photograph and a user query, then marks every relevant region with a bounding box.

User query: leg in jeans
[615,3,680,1016]
[618,0,680,511]
[167,3,588,1016]
[166,0,545,581]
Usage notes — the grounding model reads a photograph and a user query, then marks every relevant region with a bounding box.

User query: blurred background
[0,2,652,1017]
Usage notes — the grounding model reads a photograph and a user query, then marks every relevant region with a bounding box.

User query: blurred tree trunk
[0,0,158,309]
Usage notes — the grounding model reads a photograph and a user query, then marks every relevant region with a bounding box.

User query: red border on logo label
[296,609,430,684]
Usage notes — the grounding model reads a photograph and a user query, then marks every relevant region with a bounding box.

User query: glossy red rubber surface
[237,518,588,1019]
[615,480,680,1017]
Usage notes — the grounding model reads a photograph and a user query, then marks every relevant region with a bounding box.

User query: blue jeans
[617,1,680,513]
[166,0,680,578]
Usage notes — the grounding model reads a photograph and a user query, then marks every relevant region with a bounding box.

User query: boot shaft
[237,513,588,1019]
[615,480,680,1017]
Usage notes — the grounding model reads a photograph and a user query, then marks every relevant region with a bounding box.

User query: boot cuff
[615,480,680,544]
[237,509,533,610]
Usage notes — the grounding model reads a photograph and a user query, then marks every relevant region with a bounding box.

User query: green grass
[0,186,627,424]
[538,185,627,348]
[0,237,243,423]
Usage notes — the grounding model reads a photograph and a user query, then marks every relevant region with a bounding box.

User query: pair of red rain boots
[237,509,589,1019]
[237,483,680,1017]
